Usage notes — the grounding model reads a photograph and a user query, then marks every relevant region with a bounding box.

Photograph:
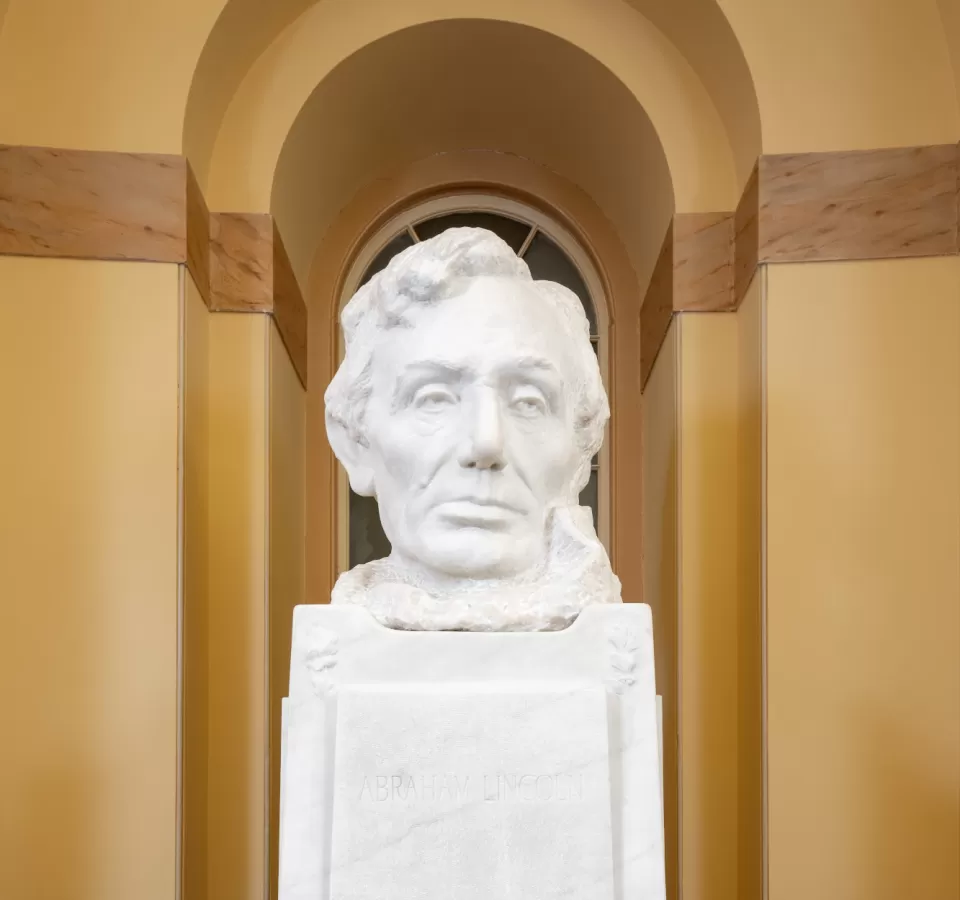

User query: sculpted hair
[325,227,609,496]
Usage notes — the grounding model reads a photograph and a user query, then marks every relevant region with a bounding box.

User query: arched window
[337,195,610,571]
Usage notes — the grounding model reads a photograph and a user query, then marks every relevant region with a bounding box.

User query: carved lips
[435,496,525,528]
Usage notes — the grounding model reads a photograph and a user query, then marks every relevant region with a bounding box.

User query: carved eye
[509,387,547,417]
[413,386,457,411]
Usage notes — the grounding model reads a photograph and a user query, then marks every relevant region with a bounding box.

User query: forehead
[373,277,579,373]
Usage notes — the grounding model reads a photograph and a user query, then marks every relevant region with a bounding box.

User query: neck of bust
[331,504,621,631]
[380,547,549,596]
[337,504,615,601]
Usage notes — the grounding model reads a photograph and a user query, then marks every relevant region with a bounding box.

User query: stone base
[278,604,666,900]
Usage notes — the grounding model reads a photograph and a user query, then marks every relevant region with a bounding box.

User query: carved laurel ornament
[303,630,339,695]
[606,623,640,694]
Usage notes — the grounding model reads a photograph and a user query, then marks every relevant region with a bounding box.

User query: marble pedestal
[278,604,666,900]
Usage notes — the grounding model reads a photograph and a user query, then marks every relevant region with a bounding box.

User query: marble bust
[325,226,621,631]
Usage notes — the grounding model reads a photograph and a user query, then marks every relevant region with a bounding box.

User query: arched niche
[179,0,762,612]
[196,0,746,218]
[302,150,646,606]
[268,19,675,290]
[184,0,761,194]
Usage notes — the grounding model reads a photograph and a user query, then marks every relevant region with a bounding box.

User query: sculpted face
[359,276,582,579]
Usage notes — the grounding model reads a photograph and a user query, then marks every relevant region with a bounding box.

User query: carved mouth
[448,496,523,512]
[437,498,523,527]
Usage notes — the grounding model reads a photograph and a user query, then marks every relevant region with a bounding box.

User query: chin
[414,529,539,580]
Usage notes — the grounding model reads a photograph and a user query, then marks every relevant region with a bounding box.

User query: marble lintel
[758,144,959,264]
[209,211,308,387]
[673,211,735,313]
[0,144,187,263]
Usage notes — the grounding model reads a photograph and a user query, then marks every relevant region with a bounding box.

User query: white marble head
[325,227,620,630]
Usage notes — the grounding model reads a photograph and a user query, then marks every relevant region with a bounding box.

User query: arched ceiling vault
[185,0,760,191]
[201,0,743,220]
[270,19,675,292]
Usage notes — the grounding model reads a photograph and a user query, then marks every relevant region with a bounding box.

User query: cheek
[511,422,579,488]
[369,418,454,482]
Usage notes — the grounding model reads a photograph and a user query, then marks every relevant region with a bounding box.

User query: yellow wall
[183,272,211,900]
[678,312,741,900]
[939,0,960,104]
[187,312,306,900]
[736,274,764,900]
[207,313,268,900]
[642,319,680,900]
[0,0,223,151]
[266,323,306,899]
[0,258,180,900]
[765,258,960,900]
[718,0,959,151]
[655,283,764,900]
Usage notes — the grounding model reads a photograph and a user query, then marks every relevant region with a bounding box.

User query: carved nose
[459,391,506,471]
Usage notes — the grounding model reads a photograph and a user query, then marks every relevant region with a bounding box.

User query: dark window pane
[414,211,531,254]
[523,231,597,334]
[359,232,415,287]
[579,468,599,530]
[349,490,392,567]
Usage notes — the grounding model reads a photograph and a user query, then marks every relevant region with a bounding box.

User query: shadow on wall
[657,441,680,900]
[859,711,960,899]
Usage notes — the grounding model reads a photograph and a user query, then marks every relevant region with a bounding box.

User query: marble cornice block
[3,142,953,397]
[640,212,734,388]
[0,144,209,296]
[641,143,960,391]
[0,143,307,384]
[209,211,274,312]
[210,211,308,387]
[673,212,734,312]
[757,144,958,265]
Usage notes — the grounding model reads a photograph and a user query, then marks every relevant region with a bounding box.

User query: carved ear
[325,411,375,496]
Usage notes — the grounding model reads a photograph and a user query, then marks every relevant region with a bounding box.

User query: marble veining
[641,213,735,388]
[0,144,187,263]
[208,211,308,387]
[673,212,734,313]
[758,145,958,263]
[209,211,273,312]
[330,687,615,900]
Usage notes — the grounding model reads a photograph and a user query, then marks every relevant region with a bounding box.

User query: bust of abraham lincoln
[324,227,621,632]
